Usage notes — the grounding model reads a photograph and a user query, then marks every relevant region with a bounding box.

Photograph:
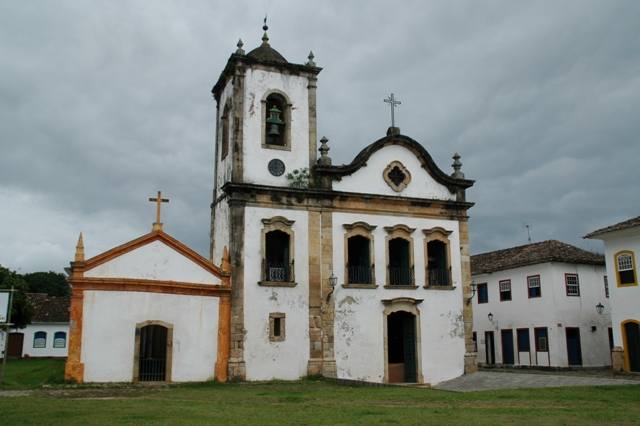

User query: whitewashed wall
[242,69,311,186]
[473,262,611,367]
[85,241,221,285]
[82,291,220,382]
[332,212,465,385]
[332,145,456,201]
[22,323,69,358]
[601,233,640,351]
[242,206,310,380]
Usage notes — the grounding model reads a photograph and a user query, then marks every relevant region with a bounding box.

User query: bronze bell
[269,123,280,136]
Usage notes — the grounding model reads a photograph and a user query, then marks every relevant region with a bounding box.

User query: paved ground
[0,390,32,397]
[433,371,640,392]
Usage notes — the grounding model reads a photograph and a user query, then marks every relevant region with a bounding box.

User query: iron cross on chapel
[149,191,169,231]
[384,93,401,128]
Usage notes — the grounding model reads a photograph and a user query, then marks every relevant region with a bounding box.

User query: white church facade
[65,28,477,385]
[209,28,477,385]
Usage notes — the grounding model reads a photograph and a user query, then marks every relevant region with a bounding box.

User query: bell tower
[211,24,322,195]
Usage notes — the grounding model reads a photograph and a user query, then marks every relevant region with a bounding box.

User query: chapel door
[387,311,417,383]
[566,327,582,366]
[138,325,168,381]
[501,330,514,365]
[624,322,640,372]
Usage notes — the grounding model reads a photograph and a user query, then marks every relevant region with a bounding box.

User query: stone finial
[221,246,231,276]
[386,127,401,136]
[75,232,85,262]
[236,39,245,55]
[307,51,316,67]
[451,153,465,179]
[317,136,332,165]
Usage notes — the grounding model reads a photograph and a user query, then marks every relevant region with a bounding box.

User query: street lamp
[326,272,338,302]
[466,281,477,305]
[595,303,605,315]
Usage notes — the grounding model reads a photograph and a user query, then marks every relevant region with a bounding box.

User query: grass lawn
[1,359,639,425]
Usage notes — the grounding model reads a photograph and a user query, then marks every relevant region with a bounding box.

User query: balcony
[388,265,415,286]
[426,267,452,287]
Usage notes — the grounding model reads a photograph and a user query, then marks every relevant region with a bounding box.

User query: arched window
[261,91,291,150]
[220,101,231,160]
[260,216,296,285]
[33,331,46,348]
[53,331,67,348]
[385,224,416,287]
[423,227,453,288]
[343,221,377,286]
[616,251,637,286]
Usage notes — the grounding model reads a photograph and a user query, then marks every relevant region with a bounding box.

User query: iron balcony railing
[426,267,452,287]
[346,264,375,284]
[139,357,166,382]
[388,265,415,286]
[263,259,295,282]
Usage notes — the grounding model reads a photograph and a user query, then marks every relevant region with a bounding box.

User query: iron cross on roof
[384,93,401,128]
[149,191,169,228]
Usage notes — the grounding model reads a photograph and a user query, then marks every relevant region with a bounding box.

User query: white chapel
[66,26,477,386]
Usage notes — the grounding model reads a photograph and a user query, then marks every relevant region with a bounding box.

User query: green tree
[22,271,71,297]
[0,265,33,328]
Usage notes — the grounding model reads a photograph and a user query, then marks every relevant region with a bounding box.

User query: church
[66,26,477,386]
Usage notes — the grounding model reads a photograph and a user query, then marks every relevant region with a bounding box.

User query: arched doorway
[134,321,173,382]
[387,311,417,383]
[382,297,423,384]
[623,321,640,372]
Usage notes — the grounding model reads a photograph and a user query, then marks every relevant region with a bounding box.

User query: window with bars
[566,274,580,296]
[604,276,609,298]
[528,275,541,298]
[499,280,511,301]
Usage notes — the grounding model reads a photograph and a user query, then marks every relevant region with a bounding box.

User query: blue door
[501,330,514,365]
[566,328,582,366]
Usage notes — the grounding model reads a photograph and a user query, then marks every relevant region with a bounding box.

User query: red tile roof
[584,215,640,238]
[471,240,604,275]
[28,293,70,323]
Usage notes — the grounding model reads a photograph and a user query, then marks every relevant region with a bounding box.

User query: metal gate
[138,325,167,382]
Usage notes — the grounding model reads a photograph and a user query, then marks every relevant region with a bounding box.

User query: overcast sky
[1,1,639,274]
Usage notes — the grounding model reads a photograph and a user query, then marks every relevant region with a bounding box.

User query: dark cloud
[1,1,638,273]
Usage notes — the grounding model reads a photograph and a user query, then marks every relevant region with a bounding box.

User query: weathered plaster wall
[473,262,611,367]
[332,145,456,201]
[82,291,220,382]
[242,206,310,380]
[332,212,465,385]
[85,241,221,285]
[21,323,69,358]
[242,69,310,186]
[602,234,640,353]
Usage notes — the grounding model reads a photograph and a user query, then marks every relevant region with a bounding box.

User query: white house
[209,27,476,385]
[21,294,70,358]
[585,215,640,372]
[471,240,611,368]
[1,294,70,359]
